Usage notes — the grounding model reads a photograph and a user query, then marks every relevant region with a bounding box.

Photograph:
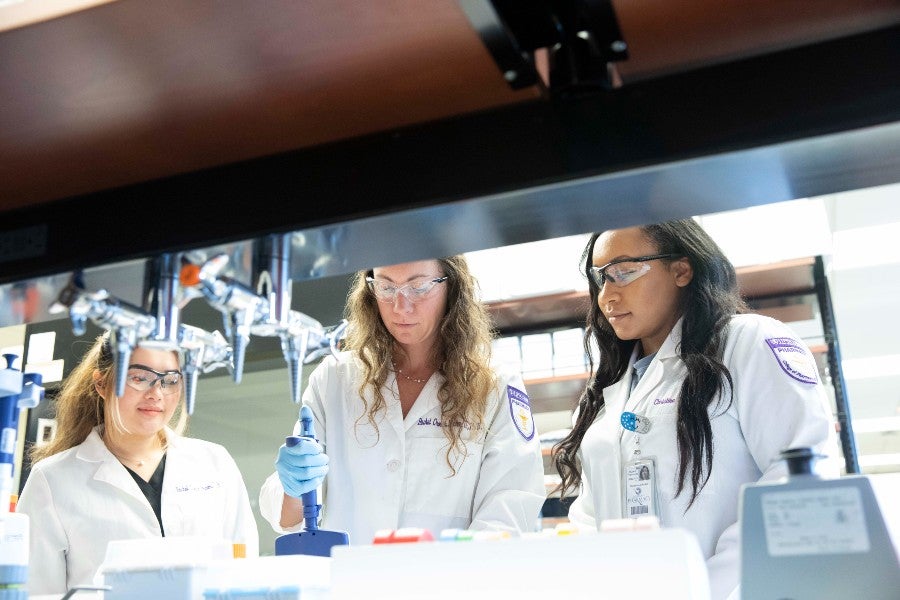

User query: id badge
[623,457,659,519]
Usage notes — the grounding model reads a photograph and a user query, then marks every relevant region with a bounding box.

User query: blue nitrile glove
[275,437,329,498]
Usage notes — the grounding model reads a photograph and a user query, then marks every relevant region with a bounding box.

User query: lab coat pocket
[642,410,679,475]
[404,436,484,520]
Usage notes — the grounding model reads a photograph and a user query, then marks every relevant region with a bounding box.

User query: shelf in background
[524,372,588,413]
[493,257,831,417]
[736,256,816,298]
[486,256,822,334]
[488,291,590,334]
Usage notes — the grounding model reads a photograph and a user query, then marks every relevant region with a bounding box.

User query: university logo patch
[507,385,535,441]
[765,337,818,384]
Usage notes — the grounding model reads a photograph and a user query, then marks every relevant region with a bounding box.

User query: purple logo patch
[765,337,817,384]
[507,385,535,441]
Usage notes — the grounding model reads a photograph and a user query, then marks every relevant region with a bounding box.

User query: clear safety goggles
[589,254,680,290]
[125,364,183,396]
[366,276,448,303]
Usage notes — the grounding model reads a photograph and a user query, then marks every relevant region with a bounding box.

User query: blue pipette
[274,405,349,557]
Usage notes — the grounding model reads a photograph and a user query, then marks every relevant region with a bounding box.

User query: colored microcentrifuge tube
[473,531,512,541]
[372,528,434,544]
[554,523,579,536]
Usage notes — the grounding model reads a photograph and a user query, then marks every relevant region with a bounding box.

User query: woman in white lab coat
[259,257,545,545]
[552,220,838,600]
[17,334,258,596]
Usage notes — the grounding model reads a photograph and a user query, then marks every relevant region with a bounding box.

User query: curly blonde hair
[343,256,495,474]
[30,333,187,464]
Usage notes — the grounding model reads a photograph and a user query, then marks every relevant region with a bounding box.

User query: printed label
[0,428,15,454]
[762,486,870,556]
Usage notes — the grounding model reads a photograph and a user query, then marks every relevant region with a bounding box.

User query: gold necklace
[111,451,149,467]
[393,362,431,384]
[102,431,165,467]
[106,443,157,467]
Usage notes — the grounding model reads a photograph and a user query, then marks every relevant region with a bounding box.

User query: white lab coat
[259,352,546,544]
[17,427,259,595]
[567,314,839,600]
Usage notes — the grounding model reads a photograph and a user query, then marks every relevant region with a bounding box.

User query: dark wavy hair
[553,219,748,507]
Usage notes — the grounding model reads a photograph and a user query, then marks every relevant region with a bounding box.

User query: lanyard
[620,350,656,454]
[618,353,660,519]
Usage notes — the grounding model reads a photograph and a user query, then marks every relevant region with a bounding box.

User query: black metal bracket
[457,0,542,89]
[459,0,629,93]
[814,256,860,474]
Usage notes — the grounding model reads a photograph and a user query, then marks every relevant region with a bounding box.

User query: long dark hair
[553,219,748,506]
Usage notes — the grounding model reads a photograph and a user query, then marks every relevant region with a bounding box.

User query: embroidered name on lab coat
[175,481,224,493]
[507,385,535,441]
[415,417,483,431]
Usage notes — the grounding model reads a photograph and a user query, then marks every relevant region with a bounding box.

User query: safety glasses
[589,254,680,290]
[124,364,183,396]
[366,276,448,303]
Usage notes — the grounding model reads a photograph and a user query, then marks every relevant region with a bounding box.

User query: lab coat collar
[601,344,640,414]
[77,426,182,461]
[604,316,684,403]
[77,426,181,506]
[401,371,445,430]
[636,316,684,392]
[77,428,143,506]
[378,372,409,440]
[656,316,684,361]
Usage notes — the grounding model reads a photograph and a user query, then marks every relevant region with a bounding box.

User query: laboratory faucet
[51,275,157,397]
[253,234,318,404]
[178,324,232,415]
[143,253,181,350]
[51,270,232,413]
[184,234,348,402]
[187,252,265,385]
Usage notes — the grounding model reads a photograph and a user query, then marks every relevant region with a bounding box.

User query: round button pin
[621,411,652,434]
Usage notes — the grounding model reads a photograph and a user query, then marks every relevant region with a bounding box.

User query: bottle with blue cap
[0,353,45,599]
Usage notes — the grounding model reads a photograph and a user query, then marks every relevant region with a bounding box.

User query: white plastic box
[331,528,710,600]
[97,538,330,600]
[202,555,330,600]
[551,327,587,375]
[98,537,232,600]
[520,333,553,379]
[490,336,522,373]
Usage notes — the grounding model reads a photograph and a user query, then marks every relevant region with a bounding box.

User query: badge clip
[621,411,651,434]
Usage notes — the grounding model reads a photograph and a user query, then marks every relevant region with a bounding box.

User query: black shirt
[124,454,167,536]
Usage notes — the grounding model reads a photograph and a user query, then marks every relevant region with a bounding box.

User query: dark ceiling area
[1,1,898,323]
